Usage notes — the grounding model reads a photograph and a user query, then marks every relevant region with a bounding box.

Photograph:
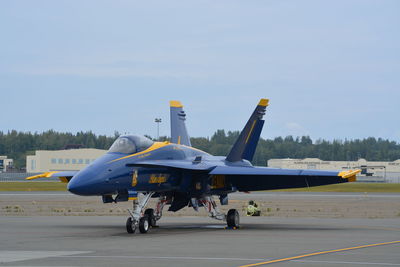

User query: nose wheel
[126,216,150,234]
[126,192,155,234]
[144,208,157,227]
[126,217,137,234]
[139,215,150,233]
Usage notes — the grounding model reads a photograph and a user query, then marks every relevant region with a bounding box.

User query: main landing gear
[194,196,240,229]
[126,193,167,234]
[226,209,240,228]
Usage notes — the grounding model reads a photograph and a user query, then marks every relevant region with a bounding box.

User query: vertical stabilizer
[170,100,191,146]
[226,99,269,162]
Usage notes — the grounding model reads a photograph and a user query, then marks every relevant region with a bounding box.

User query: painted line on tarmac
[0,251,91,263]
[293,259,400,266]
[238,240,400,267]
[62,255,268,261]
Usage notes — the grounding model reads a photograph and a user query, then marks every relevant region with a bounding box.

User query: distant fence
[369,172,400,183]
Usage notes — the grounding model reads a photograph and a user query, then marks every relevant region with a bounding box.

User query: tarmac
[0,216,399,266]
[1,192,400,266]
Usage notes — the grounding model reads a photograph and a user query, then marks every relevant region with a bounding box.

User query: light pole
[155,118,162,140]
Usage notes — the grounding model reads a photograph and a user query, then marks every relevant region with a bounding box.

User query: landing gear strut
[126,192,153,234]
[126,193,167,234]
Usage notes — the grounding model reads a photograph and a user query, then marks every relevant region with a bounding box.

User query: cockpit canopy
[108,135,154,154]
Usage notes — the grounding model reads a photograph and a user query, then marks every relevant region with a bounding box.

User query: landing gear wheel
[126,217,136,234]
[139,215,150,233]
[227,209,240,228]
[144,208,156,227]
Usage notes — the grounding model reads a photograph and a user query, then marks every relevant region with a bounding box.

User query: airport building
[0,156,14,172]
[268,158,400,183]
[26,149,107,173]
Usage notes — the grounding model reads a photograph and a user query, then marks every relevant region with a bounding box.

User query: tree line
[1,129,399,169]
[0,130,116,169]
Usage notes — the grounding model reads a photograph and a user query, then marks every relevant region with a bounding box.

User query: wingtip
[170,100,183,108]
[25,171,58,180]
[338,169,361,182]
[26,174,44,180]
[258,98,269,107]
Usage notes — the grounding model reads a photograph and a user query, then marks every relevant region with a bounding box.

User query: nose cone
[67,169,98,196]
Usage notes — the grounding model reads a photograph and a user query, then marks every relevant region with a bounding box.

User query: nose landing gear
[126,193,166,234]
[126,192,153,234]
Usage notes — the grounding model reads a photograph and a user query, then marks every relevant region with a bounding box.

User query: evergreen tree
[0,129,399,169]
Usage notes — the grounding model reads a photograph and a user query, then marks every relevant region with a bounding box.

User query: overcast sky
[1,0,399,141]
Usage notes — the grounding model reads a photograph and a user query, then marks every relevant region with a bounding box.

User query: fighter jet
[27,99,360,234]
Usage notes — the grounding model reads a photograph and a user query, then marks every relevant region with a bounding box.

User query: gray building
[26,149,107,172]
[0,156,13,172]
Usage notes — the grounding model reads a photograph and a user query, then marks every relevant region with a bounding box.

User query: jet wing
[210,166,359,191]
[26,171,78,183]
[127,160,215,171]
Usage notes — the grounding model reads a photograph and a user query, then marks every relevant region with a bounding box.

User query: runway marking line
[293,259,400,266]
[239,240,400,267]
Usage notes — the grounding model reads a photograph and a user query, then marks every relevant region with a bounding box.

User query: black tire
[144,208,156,227]
[139,215,150,234]
[227,209,240,228]
[126,217,136,234]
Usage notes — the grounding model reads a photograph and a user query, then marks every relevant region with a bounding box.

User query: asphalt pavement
[1,216,399,267]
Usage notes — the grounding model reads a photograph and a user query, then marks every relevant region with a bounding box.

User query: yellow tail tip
[258,98,269,107]
[170,100,183,108]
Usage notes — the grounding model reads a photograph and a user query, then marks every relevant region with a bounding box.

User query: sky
[1,0,399,141]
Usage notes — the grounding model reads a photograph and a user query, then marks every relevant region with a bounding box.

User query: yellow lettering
[149,174,169,184]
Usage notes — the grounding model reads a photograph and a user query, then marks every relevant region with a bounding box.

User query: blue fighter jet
[28,99,360,234]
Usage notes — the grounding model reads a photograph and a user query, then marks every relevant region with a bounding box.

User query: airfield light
[155,118,162,140]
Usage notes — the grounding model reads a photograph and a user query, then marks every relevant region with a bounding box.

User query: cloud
[285,122,309,136]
